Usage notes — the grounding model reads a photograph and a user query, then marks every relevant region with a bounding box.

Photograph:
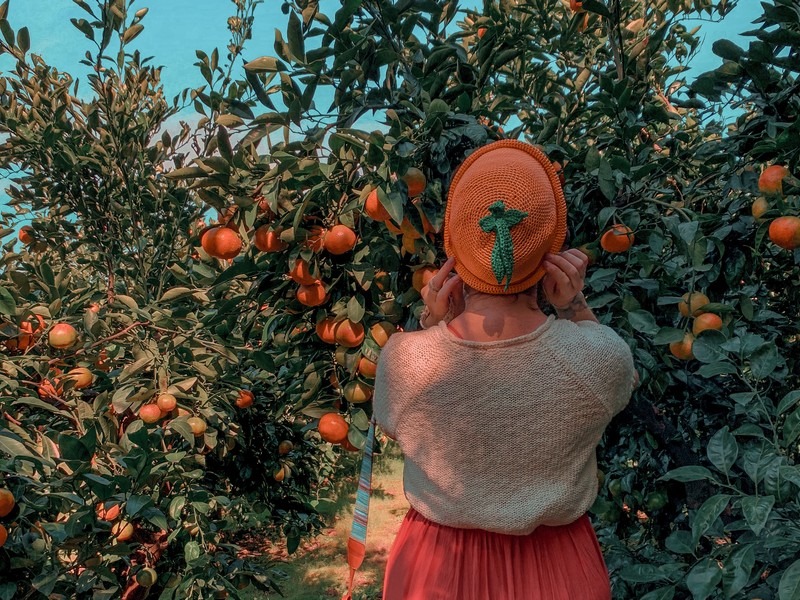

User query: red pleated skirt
[382,508,612,600]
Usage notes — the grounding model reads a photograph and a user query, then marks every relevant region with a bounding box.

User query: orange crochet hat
[444,140,567,294]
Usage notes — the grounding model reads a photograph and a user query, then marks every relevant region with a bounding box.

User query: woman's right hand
[420,257,465,327]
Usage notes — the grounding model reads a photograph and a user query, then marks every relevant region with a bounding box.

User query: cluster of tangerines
[752,165,800,251]
[137,392,209,436]
[314,319,398,451]
[0,488,15,549]
[668,291,722,361]
[363,167,437,254]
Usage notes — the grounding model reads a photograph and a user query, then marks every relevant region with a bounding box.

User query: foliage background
[0,0,799,599]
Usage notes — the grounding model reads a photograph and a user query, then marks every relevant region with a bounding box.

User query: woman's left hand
[541,249,589,309]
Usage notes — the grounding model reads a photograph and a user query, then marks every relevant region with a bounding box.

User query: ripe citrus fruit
[477,26,487,38]
[187,417,207,437]
[96,502,121,521]
[370,322,396,348]
[136,567,158,588]
[278,440,294,456]
[600,224,635,253]
[412,266,438,292]
[254,225,288,252]
[315,317,338,344]
[324,224,357,254]
[49,323,78,349]
[752,197,770,220]
[570,0,584,12]
[552,161,566,186]
[768,215,800,250]
[65,367,93,389]
[341,437,360,452]
[318,413,349,444]
[344,380,373,404]
[111,520,135,542]
[758,165,790,195]
[364,189,390,221]
[139,404,162,424]
[334,319,365,348]
[273,466,286,482]
[358,356,378,379]
[19,225,34,245]
[296,281,327,307]
[6,314,46,351]
[302,225,327,252]
[399,216,422,240]
[384,219,402,235]
[203,227,242,259]
[669,333,695,360]
[235,390,254,409]
[289,259,317,285]
[0,524,7,548]
[0,489,15,518]
[401,167,427,197]
[38,379,62,400]
[374,270,391,292]
[156,393,177,413]
[693,313,723,335]
[678,292,710,317]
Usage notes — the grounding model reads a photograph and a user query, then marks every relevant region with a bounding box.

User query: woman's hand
[541,249,589,309]
[420,257,465,327]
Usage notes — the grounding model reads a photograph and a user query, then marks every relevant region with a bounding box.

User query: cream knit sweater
[372,314,636,535]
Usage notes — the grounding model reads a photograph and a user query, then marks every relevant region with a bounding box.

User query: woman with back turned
[373,140,638,599]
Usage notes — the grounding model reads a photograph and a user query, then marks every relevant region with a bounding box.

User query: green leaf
[126,494,153,517]
[351,408,370,431]
[691,494,730,546]
[159,287,193,302]
[659,466,716,483]
[712,39,745,61]
[184,541,201,563]
[749,343,780,380]
[31,570,58,596]
[696,362,738,377]
[598,159,616,200]
[244,56,287,72]
[722,543,755,598]
[287,10,305,62]
[0,287,17,315]
[0,583,17,600]
[58,434,91,461]
[121,23,144,44]
[783,407,800,447]
[169,496,186,520]
[216,113,244,128]
[347,294,365,322]
[164,166,207,179]
[16,26,29,53]
[691,331,727,363]
[640,587,675,600]
[777,390,800,415]
[740,495,774,536]
[779,559,800,600]
[664,530,695,554]
[653,327,685,345]
[685,558,723,600]
[618,564,671,584]
[627,310,659,335]
[706,426,738,475]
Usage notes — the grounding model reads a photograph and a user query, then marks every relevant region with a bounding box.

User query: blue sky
[0,0,763,202]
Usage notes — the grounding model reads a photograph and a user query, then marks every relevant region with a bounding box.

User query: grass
[247,442,408,600]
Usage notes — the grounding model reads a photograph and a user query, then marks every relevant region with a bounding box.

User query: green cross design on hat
[479,200,529,290]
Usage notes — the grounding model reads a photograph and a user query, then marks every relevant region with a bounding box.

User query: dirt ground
[248,442,408,600]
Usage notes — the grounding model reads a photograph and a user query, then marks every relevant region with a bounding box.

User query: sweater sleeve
[574,321,637,418]
[372,334,403,440]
